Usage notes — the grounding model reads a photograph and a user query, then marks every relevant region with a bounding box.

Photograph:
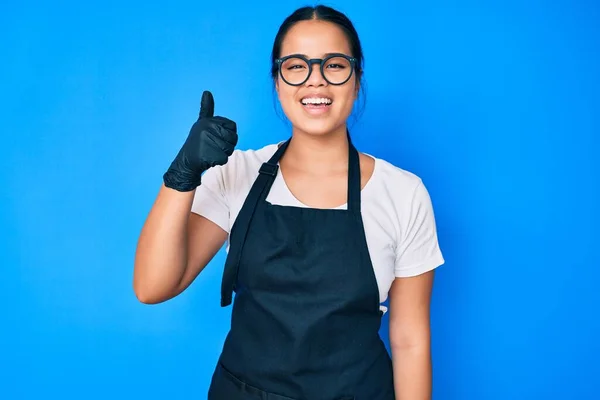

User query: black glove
[163,91,238,192]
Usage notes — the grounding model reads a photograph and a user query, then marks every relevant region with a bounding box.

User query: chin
[289,113,349,138]
[294,121,341,137]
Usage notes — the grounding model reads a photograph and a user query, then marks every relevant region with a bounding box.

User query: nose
[305,61,327,87]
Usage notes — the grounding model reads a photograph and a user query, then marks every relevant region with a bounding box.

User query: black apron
[208,135,395,400]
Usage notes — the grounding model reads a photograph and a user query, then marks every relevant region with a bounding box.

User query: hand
[163,91,238,192]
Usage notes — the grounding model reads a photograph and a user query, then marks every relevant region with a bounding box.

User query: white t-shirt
[191,143,445,311]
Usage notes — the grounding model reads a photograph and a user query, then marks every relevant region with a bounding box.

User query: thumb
[199,90,214,119]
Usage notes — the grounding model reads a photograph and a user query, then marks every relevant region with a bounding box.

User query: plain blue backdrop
[1,0,598,399]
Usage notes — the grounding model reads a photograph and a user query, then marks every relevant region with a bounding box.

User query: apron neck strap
[347,135,361,214]
[260,131,362,213]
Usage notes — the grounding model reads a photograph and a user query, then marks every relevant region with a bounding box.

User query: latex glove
[163,91,238,192]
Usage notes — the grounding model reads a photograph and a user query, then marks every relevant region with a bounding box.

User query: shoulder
[223,142,279,171]
[203,142,280,195]
[372,156,423,187]
[363,154,440,237]
[366,155,427,208]
[208,142,279,178]
[231,142,281,165]
[193,142,281,222]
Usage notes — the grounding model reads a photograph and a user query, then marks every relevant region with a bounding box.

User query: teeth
[301,97,332,105]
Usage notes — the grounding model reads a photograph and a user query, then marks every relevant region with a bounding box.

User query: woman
[134,5,444,400]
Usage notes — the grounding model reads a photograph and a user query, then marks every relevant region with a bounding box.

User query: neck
[283,125,350,173]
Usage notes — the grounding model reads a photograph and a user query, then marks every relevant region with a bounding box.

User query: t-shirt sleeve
[394,180,445,277]
[191,165,231,233]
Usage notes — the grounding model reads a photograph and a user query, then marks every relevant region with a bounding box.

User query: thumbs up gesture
[163,91,238,192]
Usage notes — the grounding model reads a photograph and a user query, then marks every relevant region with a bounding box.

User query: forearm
[133,183,195,303]
[391,342,432,400]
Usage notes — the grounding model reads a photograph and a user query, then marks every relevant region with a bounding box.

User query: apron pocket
[210,362,355,400]
[210,362,300,400]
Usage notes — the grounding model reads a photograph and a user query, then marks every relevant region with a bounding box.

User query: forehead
[280,20,351,57]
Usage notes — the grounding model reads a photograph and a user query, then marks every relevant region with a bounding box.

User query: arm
[133,90,237,304]
[388,270,435,400]
[133,183,228,304]
[389,179,444,398]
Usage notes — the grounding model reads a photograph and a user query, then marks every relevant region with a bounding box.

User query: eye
[282,58,308,71]
[324,56,351,71]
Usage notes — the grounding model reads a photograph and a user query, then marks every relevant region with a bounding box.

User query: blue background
[1,0,598,399]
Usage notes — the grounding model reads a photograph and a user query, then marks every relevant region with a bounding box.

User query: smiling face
[275,20,360,137]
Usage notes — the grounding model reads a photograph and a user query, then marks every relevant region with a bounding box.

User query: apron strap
[220,140,290,307]
[347,134,361,215]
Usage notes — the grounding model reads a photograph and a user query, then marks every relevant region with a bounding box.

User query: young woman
[134,5,444,400]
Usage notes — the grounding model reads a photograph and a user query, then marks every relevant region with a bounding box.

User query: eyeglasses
[274,53,358,86]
